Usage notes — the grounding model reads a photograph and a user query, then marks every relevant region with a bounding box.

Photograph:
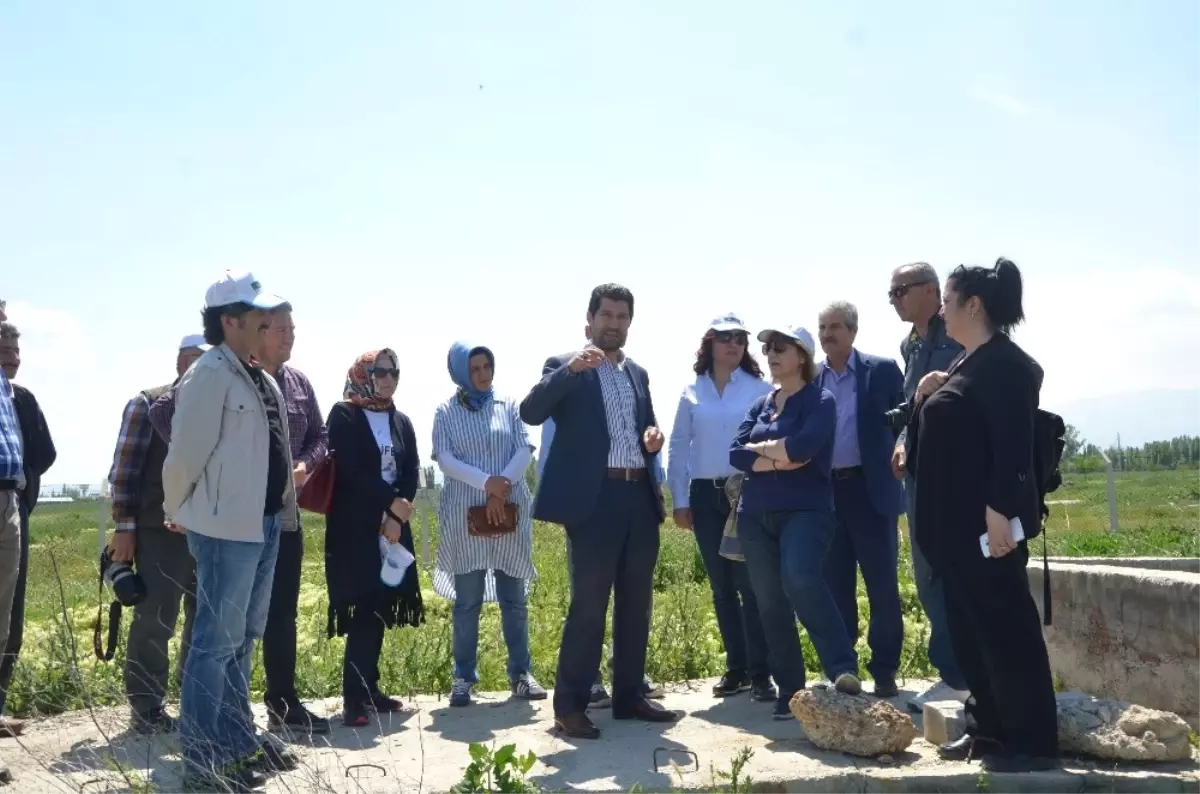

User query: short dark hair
[0,322,18,341]
[201,302,252,346]
[694,335,764,379]
[948,257,1025,334]
[587,283,634,318]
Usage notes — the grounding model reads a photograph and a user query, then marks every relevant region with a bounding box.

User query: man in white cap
[106,334,207,735]
[160,271,299,791]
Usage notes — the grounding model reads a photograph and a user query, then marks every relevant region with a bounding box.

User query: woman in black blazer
[908,259,1057,772]
[325,348,424,727]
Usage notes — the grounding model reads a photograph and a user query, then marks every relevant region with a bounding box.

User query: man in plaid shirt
[149,305,330,734]
[107,335,208,734]
[0,298,21,786]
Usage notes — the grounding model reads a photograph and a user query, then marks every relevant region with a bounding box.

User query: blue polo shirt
[730,383,836,513]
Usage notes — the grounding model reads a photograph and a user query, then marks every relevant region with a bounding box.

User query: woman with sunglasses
[324,349,424,727]
[730,324,861,720]
[667,314,775,702]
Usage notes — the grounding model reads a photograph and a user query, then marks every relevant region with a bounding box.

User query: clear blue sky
[3,0,1197,482]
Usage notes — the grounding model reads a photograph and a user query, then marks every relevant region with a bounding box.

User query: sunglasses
[713,331,748,345]
[761,340,796,355]
[372,367,400,379]
[888,280,931,300]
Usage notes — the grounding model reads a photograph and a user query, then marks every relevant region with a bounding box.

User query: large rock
[790,685,918,757]
[1057,692,1195,762]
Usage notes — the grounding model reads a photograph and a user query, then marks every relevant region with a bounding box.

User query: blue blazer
[520,351,665,527]
[818,350,906,517]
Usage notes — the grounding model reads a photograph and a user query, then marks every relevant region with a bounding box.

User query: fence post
[1099,450,1119,532]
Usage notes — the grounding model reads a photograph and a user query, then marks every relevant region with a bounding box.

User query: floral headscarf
[343,348,398,412]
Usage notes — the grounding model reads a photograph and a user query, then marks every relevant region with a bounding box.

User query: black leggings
[341,609,385,705]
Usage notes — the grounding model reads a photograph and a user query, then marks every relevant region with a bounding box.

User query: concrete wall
[1045,557,1200,574]
[1028,559,1200,731]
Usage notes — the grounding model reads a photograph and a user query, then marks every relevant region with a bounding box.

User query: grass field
[8,469,1197,719]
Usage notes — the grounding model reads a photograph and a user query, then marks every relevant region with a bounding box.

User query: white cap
[204,270,287,311]
[378,536,415,587]
[757,324,816,358]
[178,334,209,352]
[708,312,748,333]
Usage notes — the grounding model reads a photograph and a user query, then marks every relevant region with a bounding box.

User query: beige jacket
[162,343,298,541]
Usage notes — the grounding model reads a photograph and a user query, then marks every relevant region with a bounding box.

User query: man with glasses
[887,262,969,713]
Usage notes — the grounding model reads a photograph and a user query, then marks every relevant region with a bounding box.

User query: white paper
[979,516,1025,558]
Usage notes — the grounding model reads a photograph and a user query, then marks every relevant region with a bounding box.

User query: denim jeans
[181,514,281,775]
[689,480,768,677]
[452,569,531,683]
[737,508,858,700]
[905,477,967,691]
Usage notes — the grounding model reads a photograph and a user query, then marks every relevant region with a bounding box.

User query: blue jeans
[452,570,531,683]
[737,508,858,701]
[906,477,968,691]
[181,514,281,775]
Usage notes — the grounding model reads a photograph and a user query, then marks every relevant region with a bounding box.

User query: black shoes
[712,670,751,697]
[266,699,330,735]
[750,675,778,702]
[132,707,177,735]
[871,677,899,698]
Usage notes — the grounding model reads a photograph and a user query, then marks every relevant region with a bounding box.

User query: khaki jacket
[162,343,297,541]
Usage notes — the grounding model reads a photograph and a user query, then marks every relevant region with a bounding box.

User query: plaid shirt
[0,371,22,482]
[108,390,159,531]
[147,362,328,490]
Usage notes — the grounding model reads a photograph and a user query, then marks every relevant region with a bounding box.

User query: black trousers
[124,526,197,717]
[554,478,660,716]
[943,543,1058,757]
[263,528,303,707]
[0,501,28,715]
[342,609,385,704]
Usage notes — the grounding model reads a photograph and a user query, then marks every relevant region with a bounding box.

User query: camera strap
[91,559,122,662]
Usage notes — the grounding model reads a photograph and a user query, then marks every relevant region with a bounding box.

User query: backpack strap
[1042,523,1052,627]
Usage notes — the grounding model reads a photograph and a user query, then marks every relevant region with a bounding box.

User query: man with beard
[520,283,675,739]
[0,321,56,741]
[161,272,298,792]
[149,307,329,734]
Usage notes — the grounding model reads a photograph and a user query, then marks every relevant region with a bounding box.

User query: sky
[2,0,1198,484]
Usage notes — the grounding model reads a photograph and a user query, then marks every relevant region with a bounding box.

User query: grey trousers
[123,526,197,717]
[0,493,19,662]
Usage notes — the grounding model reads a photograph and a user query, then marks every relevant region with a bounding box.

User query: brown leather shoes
[612,697,681,723]
[554,712,600,739]
[0,716,24,738]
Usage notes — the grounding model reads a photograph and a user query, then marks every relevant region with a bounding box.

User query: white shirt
[667,368,772,509]
[365,410,397,485]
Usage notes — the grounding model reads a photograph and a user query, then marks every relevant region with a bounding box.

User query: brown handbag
[297,455,336,515]
[467,503,518,537]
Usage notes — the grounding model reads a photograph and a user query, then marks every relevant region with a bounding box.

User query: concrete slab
[3,679,1197,793]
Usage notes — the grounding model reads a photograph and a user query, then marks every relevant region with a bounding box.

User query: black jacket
[12,384,56,514]
[323,401,423,636]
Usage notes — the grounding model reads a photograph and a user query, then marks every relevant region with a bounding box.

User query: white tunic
[432,394,536,602]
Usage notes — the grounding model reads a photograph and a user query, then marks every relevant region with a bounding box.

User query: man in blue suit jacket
[520,283,675,739]
[817,301,907,698]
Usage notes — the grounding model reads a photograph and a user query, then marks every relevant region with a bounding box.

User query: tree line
[1063,426,1200,473]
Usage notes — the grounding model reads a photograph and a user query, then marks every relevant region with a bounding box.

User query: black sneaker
[241,741,299,775]
[266,699,330,735]
[871,677,899,698]
[750,675,778,702]
[588,683,612,709]
[182,766,267,793]
[712,670,751,697]
[642,676,665,699]
[132,707,177,735]
[365,691,405,713]
[772,699,795,720]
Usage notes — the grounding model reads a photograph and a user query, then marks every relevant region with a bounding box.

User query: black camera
[99,548,147,608]
[884,401,912,432]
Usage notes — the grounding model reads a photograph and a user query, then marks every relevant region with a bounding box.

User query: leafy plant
[711,746,755,794]
[451,742,539,793]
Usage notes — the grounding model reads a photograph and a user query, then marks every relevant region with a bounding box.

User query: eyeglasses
[762,341,794,355]
[713,331,748,345]
[372,367,399,379]
[888,280,931,300]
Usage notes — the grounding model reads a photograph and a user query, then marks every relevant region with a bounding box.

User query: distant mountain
[1049,389,1199,449]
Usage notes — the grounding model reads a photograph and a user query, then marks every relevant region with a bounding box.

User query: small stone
[877,754,894,765]
[790,687,917,758]
[1057,692,1193,762]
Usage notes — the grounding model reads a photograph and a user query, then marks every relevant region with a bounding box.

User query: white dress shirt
[667,368,772,509]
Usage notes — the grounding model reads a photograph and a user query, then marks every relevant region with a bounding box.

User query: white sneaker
[907,680,969,713]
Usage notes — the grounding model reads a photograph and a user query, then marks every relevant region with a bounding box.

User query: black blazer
[520,351,665,527]
[909,333,1043,568]
[323,401,420,611]
[12,384,56,514]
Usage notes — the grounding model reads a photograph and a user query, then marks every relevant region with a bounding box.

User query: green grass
[8,469,1197,719]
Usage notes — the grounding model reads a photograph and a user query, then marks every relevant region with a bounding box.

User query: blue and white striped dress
[432,394,536,602]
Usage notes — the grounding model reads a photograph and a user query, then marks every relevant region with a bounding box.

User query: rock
[790,685,918,757]
[922,700,966,746]
[1056,692,1194,762]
